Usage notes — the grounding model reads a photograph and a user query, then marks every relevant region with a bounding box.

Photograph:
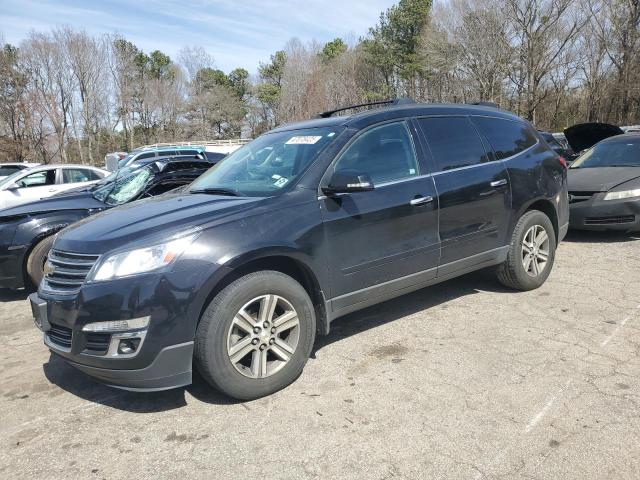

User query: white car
[0,162,40,180]
[0,164,109,210]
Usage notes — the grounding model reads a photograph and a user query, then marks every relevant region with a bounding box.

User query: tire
[26,235,56,288]
[194,270,316,400]
[497,210,556,291]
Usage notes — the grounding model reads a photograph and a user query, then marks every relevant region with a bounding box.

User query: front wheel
[26,235,56,288]
[497,210,556,291]
[194,270,316,400]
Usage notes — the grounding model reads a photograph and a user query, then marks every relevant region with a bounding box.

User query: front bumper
[0,245,27,289]
[28,265,214,391]
[569,194,640,231]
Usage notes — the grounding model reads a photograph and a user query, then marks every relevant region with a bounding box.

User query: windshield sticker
[273,177,289,188]
[285,136,322,145]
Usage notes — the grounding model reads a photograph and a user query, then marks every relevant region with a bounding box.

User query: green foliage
[319,38,347,63]
[258,50,286,87]
[228,68,250,99]
[363,0,432,92]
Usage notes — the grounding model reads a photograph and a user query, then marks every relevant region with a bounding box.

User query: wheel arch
[198,249,329,336]
[518,198,559,242]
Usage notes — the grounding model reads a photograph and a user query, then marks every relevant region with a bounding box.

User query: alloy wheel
[521,224,550,277]
[226,294,300,378]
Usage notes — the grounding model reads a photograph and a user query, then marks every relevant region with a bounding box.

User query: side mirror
[6,183,19,191]
[322,169,374,195]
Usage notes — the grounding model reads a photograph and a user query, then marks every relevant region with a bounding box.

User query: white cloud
[0,0,398,71]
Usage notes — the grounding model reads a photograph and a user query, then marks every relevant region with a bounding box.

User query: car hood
[55,193,264,254]
[567,167,640,192]
[0,191,104,218]
[564,122,624,152]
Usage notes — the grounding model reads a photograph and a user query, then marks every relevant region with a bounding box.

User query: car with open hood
[567,132,640,231]
[0,155,212,290]
[28,99,568,400]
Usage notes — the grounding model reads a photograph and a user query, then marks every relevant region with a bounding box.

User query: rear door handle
[410,195,434,206]
[490,179,508,188]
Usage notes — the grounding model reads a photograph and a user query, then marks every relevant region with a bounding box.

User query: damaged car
[566,123,640,231]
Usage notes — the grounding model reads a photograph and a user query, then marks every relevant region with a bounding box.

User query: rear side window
[335,121,419,185]
[136,152,156,161]
[62,168,93,183]
[178,149,198,155]
[419,117,489,171]
[472,117,537,160]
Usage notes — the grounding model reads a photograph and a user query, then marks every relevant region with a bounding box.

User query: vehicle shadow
[312,268,511,357]
[0,288,30,302]
[563,230,640,243]
[42,268,511,412]
[42,354,241,412]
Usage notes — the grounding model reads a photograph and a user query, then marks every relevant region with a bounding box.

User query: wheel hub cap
[521,224,550,278]
[226,294,300,379]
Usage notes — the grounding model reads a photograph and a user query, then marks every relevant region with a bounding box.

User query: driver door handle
[490,179,508,188]
[410,195,434,206]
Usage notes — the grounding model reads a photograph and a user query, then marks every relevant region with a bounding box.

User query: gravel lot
[1,231,640,480]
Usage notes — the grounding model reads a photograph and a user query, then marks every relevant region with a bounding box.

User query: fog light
[118,338,141,355]
[82,316,150,333]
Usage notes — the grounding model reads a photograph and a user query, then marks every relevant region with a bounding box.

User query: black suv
[30,101,569,399]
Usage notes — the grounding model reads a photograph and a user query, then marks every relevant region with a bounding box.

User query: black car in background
[568,133,640,231]
[0,155,212,290]
[29,100,568,399]
[538,131,575,163]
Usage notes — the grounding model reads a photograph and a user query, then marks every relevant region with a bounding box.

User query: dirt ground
[1,230,639,479]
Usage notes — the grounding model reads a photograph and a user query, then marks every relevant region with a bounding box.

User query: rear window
[419,117,489,171]
[0,165,22,176]
[473,117,537,160]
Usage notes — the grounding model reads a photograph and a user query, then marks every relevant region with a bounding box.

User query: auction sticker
[286,136,322,145]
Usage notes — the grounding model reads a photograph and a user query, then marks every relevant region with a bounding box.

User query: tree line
[1,0,638,164]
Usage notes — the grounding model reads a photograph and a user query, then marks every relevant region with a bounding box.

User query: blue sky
[0,0,398,73]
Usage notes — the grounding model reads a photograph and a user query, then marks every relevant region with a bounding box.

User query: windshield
[118,154,135,169]
[92,166,153,205]
[0,169,29,188]
[188,127,342,197]
[571,137,640,168]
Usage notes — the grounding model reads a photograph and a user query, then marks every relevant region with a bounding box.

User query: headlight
[89,234,197,281]
[603,188,640,201]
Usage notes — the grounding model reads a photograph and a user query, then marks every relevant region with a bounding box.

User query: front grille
[41,249,100,295]
[48,323,72,349]
[585,215,635,225]
[568,191,598,204]
[83,332,111,355]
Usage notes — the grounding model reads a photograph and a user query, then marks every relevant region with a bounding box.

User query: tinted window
[473,117,537,160]
[62,168,92,183]
[178,149,198,155]
[419,117,489,171]
[164,161,207,173]
[335,122,419,184]
[16,170,56,188]
[0,166,22,176]
[136,152,156,161]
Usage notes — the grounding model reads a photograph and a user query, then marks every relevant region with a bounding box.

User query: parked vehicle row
[25,100,569,400]
[0,155,214,290]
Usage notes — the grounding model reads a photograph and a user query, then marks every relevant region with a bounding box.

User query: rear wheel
[497,210,556,291]
[194,270,316,400]
[26,235,55,288]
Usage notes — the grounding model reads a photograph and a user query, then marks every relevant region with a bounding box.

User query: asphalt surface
[1,230,640,479]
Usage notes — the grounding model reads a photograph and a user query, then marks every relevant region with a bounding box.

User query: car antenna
[316,97,416,118]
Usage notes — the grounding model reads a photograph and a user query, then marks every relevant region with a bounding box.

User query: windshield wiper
[190,187,241,196]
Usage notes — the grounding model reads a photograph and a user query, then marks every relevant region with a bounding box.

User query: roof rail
[469,101,499,108]
[316,97,416,118]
